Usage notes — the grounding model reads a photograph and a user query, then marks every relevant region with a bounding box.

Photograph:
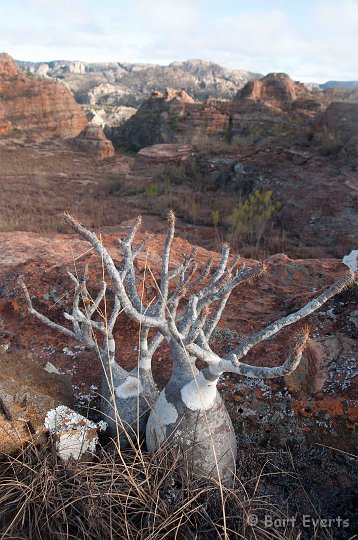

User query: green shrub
[144,183,160,198]
[227,189,282,247]
[212,209,220,227]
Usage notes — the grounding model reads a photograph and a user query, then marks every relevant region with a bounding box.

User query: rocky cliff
[229,72,329,138]
[0,54,87,139]
[233,72,323,112]
[111,74,331,150]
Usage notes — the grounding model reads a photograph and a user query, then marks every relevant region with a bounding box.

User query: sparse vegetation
[0,141,136,233]
[227,190,282,248]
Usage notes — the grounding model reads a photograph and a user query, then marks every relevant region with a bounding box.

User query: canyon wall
[0,54,87,139]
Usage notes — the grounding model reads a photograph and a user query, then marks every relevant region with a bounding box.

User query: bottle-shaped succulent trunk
[146,340,237,485]
[100,339,159,447]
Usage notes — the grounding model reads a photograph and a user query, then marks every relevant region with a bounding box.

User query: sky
[1,0,357,83]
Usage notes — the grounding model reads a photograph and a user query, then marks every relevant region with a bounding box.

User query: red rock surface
[0,53,88,139]
[232,72,323,114]
[0,229,356,450]
[160,87,195,103]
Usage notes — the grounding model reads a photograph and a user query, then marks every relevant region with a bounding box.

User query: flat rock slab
[0,351,73,455]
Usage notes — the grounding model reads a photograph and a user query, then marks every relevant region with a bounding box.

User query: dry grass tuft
[0,441,302,540]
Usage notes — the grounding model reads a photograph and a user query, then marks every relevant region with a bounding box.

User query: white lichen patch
[44,406,107,461]
[154,391,178,425]
[44,405,97,433]
[115,376,143,399]
[56,430,97,461]
[181,372,217,411]
[342,250,358,275]
[107,337,115,353]
[63,347,75,356]
[146,391,178,451]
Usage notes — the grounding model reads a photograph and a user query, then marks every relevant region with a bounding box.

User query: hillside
[320,80,358,90]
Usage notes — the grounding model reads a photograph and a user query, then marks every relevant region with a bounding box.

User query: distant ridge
[15,55,358,106]
[320,81,358,90]
[16,57,262,106]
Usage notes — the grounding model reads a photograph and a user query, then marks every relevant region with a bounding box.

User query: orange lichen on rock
[292,400,345,418]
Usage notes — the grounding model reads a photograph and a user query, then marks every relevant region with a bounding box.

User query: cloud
[1,0,357,81]
[133,0,199,34]
[307,0,358,77]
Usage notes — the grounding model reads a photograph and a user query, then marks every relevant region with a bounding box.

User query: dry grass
[2,438,355,540]
[0,138,330,259]
[0,441,304,540]
[0,140,136,233]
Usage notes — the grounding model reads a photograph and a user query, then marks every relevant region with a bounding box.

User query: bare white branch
[229,271,355,365]
[19,278,78,342]
[64,213,167,330]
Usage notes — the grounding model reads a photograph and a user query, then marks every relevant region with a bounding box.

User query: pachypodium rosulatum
[20,219,161,447]
[21,211,355,483]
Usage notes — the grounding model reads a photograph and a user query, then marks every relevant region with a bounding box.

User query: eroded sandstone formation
[110,87,230,150]
[111,74,341,150]
[229,72,325,136]
[0,53,88,139]
[18,58,261,106]
[73,124,115,159]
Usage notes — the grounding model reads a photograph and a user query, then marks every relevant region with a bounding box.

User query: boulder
[124,143,193,186]
[74,124,115,159]
[44,405,106,461]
